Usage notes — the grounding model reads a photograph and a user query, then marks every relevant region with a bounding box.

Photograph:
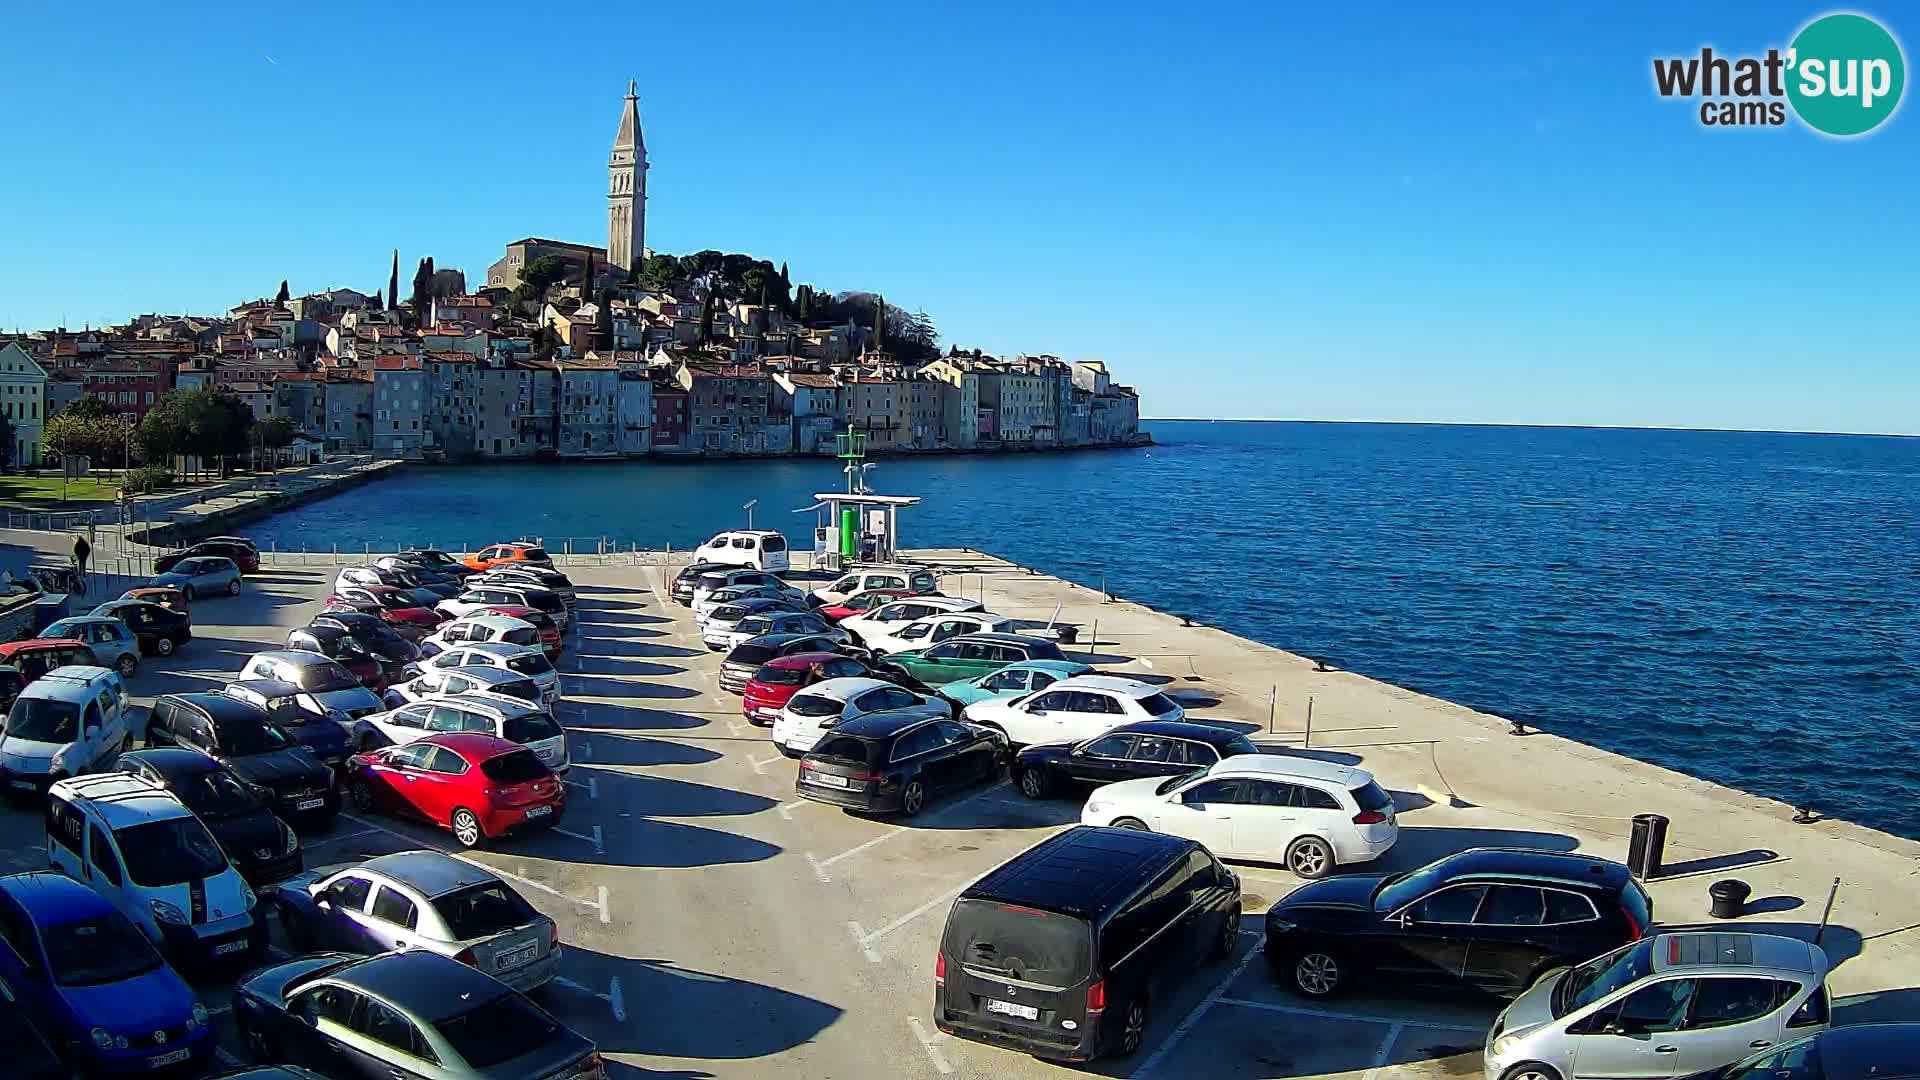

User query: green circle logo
[1787,13,1906,136]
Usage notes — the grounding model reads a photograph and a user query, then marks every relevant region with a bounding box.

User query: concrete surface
[0,550,1914,1080]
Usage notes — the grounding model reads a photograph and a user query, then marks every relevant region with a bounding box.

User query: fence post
[1304,695,1314,748]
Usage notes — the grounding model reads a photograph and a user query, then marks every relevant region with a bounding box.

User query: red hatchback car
[741,651,871,727]
[344,732,565,848]
[480,604,564,658]
[815,589,915,624]
[327,585,446,633]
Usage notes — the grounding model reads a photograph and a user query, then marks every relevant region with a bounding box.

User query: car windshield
[433,882,539,940]
[943,899,1092,989]
[490,681,541,704]
[1555,939,1654,1017]
[735,616,775,636]
[42,913,165,987]
[114,818,229,886]
[1372,856,1465,912]
[504,653,552,676]
[728,644,779,666]
[697,574,731,590]
[1138,692,1180,716]
[1155,766,1209,795]
[710,605,746,622]
[295,663,360,693]
[4,698,79,743]
[219,717,295,755]
[753,665,807,686]
[787,694,843,718]
[433,989,563,1068]
[479,750,549,784]
[1351,781,1394,812]
[402,589,441,606]
[502,713,561,742]
[811,735,882,766]
[179,770,264,817]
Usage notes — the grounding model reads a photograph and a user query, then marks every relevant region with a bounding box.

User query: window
[1687,978,1780,1029]
[1411,884,1486,924]
[981,670,1027,691]
[1028,690,1075,711]
[1084,734,1135,758]
[1476,885,1546,926]
[1293,785,1343,810]
[356,998,434,1060]
[890,725,942,760]
[327,874,373,912]
[87,824,121,886]
[292,984,360,1027]
[1239,780,1295,806]
[386,743,435,769]
[1543,890,1599,924]
[1609,979,1697,1034]
[1173,741,1220,766]
[1787,983,1828,1027]
[370,886,419,930]
[1181,778,1244,805]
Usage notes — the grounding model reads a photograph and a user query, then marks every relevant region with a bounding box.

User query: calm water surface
[253,422,1920,837]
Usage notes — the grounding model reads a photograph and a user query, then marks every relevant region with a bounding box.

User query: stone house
[0,342,48,467]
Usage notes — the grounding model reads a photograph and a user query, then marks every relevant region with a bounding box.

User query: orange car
[462,541,554,572]
[119,585,190,611]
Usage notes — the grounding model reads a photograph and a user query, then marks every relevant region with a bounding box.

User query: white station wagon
[961,674,1184,748]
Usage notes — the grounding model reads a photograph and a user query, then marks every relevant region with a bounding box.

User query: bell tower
[608,80,647,273]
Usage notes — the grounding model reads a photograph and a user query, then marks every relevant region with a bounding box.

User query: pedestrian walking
[71,532,91,596]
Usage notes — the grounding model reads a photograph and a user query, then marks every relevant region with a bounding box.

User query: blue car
[148,556,242,602]
[0,872,213,1074]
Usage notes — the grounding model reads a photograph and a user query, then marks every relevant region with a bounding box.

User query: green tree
[637,253,678,291]
[411,258,433,321]
[594,290,613,351]
[697,287,717,344]
[255,415,295,470]
[275,280,290,304]
[389,249,400,311]
[795,284,812,321]
[514,256,568,303]
[64,396,112,421]
[43,413,116,472]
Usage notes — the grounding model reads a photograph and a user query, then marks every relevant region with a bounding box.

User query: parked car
[345,733,566,847]
[704,607,844,655]
[45,772,268,967]
[722,635,859,695]
[692,528,791,572]
[879,632,1070,690]
[471,564,575,607]
[462,540,554,571]
[816,587,917,623]
[836,595,984,646]
[798,710,1006,816]
[144,692,340,825]
[231,950,600,1078]
[437,582,568,631]
[693,583,806,623]
[149,556,243,600]
[381,665,548,714]
[90,597,193,656]
[283,624,388,691]
[1015,720,1261,799]
[0,968,67,1080]
[1265,847,1654,999]
[934,825,1242,1062]
[0,666,24,718]
[155,539,259,575]
[741,651,874,725]
[221,679,355,767]
[422,613,551,661]
[335,565,462,600]
[236,651,384,719]
[771,676,945,757]
[0,639,100,687]
[304,612,424,671]
[962,674,1183,748]
[697,597,808,649]
[116,748,303,883]
[669,560,735,605]
[1677,1022,1920,1080]
[0,666,129,798]
[939,658,1094,710]
[395,547,475,578]
[477,604,566,657]
[420,641,561,705]
[351,695,568,774]
[0,871,216,1075]
[1082,755,1397,876]
[809,564,940,605]
[118,585,189,612]
[265,850,560,992]
[1484,932,1831,1080]
[36,616,141,678]
[690,568,799,609]
[326,585,446,633]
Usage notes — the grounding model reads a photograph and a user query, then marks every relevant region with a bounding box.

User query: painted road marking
[563,776,598,798]
[552,825,604,854]
[1211,997,1483,1032]
[307,826,385,847]
[849,880,973,961]
[749,753,784,774]
[1136,940,1260,1078]
[806,852,831,883]
[609,976,627,1022]
[1362,1021,1407,1080]
[814,828,904,870]
[908,1016,954,1075]
[778,800,807,821]
[340,812,608,920]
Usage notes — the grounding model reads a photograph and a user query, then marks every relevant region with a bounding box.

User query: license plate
[525,805,553,818]
[9,780,34,791]
[985,998,1039,1020]
[496,943,538,971]
[213,939,249,956]
[811,774,850,789]
[148,1047,192,1068]
[295,798,325,811]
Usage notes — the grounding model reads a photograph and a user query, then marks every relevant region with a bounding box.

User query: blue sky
[3,2,1915,432]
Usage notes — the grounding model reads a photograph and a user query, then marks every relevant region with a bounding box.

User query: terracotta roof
[783,373,839,388]
[373,356,422,371]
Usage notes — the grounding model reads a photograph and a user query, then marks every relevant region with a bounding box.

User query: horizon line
[1140,417,1920,439]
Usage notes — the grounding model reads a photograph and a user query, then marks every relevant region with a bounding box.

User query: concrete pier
[0,550,1912,1079]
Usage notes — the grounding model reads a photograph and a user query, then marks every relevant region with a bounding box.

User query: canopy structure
[794,492,920,571]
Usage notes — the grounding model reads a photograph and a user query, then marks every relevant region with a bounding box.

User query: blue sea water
[251,421,1920,838]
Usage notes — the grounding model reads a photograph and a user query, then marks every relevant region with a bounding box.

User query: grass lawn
[0,473,124,508]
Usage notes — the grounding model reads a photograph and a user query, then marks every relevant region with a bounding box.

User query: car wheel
[348,781,375,812]
[155,636,176,657]
[1286,836,1335,879]
[451,807,484,848]
[899,780,926,818]
[1113,995,1149,1058]
[1110,816,1149,831]
[228,579,241,596]
[1290,949,1344,997]
[181,585,195,602]
[1017,765,1050,800]
[116,653,138,677]
[1502,1064,1563,1080]
[1212,907,1241,960]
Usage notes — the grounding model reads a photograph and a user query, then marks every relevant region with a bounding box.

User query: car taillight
[453,947,477,967]
[848,772,881,783]
[549,921,560,948]
[934,951,946,987]
[1352,810,1388,825]
[1086,979,1106,1014]
[1623,905,1645,941]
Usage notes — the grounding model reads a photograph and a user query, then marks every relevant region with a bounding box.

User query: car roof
[167,691,275,724]
[119,747,226,778]
[1804,1024,1920,1080]
[250,649,332,668]
[227,678,303,698]
[359,850,500,898]
[448,614,531,629]
[0,638,85,654]
[830,707,947,738]
[0,871,120,921]
[797,676,891,701]
[1650,932,1825,976]
[951,632,1054,647]
[764,650,848,668]
[1108,719,1248,745]
[1048,674,1161,696]
[884,596,976,611]
[1209,754,1370,787]
[463,641,540,658]
[429,666,528,686]
[329,950,507,1019]
[1419,847,1631,892]
[15,665,115,696]
[421,731,526,761]
[49,772,193,827]
[49,615,114,627]
[962,826,1196,922]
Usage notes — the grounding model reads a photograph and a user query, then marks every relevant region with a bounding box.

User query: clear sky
[3,3,1915,433]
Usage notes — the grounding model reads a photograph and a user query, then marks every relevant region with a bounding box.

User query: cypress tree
[389,250,400,311]
[275,280,290,304]
[874,293,886,353]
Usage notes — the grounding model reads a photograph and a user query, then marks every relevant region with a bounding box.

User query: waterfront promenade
[0,548,1912,1077]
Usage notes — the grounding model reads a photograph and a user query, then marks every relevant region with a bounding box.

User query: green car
[880,633,1070,689]
[938,659,1093,708]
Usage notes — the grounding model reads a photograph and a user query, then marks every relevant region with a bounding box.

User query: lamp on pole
[742,499,757,530]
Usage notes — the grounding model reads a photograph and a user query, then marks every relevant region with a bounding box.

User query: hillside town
[0,82,1143,471]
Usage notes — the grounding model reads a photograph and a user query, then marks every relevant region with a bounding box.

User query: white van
[45,772,268,965]
[0,666,132,797]
[809,564,940,605]
[693,529,791,573]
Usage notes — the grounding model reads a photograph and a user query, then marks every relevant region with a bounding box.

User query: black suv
[670,561,735,605]
[935,826,1242,1063]
[797,710,1004,816]
[116,748,303,883]
[1264,847,1652,1000]
[1013,720,1261,800]
[145,693,340,825]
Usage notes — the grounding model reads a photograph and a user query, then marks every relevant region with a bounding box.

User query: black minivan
[934,826,1242,1062]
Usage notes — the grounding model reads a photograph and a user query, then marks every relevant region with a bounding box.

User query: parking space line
[552,825,604,854]
[339,812,608,919]
[907,1016,954,1075]
[608,976,627,1022]
[1212,998,1483,1033]
[1136,942,1261,1078]
[305,826,385,847]
[777,800,807,821]
[815,828,904,869]
[806,852,832,883]
[1362,1021,1406,1080]
[851,880,972,960]
[563,776,598,798]
[749,753,784,774]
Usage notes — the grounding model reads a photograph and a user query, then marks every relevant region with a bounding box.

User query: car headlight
[241,880,258,911]
[1085,800,1112,815]
[1492,1035,1520,1056]
[189,1002,209,1029]
[281,820,300,855]
[151,899,187,925]
[91,1026,129,1050]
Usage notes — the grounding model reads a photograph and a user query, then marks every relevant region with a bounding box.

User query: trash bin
[1628,813,1670,879]
[1709,879,1751,919]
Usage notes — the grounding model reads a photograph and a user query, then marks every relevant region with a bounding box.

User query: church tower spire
[608,80,647,274]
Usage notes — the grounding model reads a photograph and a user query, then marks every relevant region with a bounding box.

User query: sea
[249,421,1920,839]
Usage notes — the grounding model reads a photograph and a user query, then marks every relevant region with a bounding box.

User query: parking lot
[2,552,1916,1078]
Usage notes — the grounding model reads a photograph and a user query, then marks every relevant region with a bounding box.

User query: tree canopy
[137,388,256,475]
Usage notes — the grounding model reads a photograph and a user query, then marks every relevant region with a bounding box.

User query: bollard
[1708,880,1751,919]
[1814,878,1841,944]
[1627,814,1670,879]
[1304,695,1313,747]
